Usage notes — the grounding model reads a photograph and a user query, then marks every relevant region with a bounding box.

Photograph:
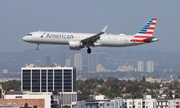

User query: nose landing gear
[36,44,39,51]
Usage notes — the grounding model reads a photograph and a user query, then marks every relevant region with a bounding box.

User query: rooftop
[22,64,74,69]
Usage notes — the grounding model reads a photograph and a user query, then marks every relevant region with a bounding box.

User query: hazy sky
[0,1,179,52]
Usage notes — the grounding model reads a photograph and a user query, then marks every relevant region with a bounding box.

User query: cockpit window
[27,34,32,36]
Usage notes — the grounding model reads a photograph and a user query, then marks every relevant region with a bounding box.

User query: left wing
[81,25,108,46]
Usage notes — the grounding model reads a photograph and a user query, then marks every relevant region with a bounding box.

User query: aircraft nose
[22,36,28,41]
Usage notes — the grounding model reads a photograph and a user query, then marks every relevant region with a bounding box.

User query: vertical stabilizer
[135,18,157,37]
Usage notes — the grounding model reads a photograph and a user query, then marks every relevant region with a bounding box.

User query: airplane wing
[81,25,108,46]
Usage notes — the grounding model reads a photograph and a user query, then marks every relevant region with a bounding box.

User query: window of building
[146,102,149,105]
[54,69,62,91]
[48,70,53,92]
[64,69,72,92]
[106,103,110,106]
[32,70,40,92]
[41,70,46,92]
[22,70,31,91]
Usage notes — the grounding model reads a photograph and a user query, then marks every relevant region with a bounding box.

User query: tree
[175,94,180,98]
[1,80,21,91]
[142,75,146,82]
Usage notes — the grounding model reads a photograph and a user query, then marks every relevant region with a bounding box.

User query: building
[146,61,154,72]
[73,96,125,108]
[156,99,176,108]
[2,69,8,73]
[93,95,106,101]
[97,52,107,69]
[74,53,82,71]
[0,92,55,108]
[57,51,66,66]
[21,64,76,92]
[96,64,106,72]
[125,98,157,108]
[45,55,52,66]
[0,99,42,108]
[117,65,134,72]
[111,98,125,108]
[72,101,86,108]
[21,64,78,106]
[71,95,176,108]
[176,99,180,108]
[137,61,144,72]
[88,53,97,73]
[66,59,71,66]
[146,77,161,83]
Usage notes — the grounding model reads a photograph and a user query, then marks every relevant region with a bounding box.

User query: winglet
[102,25,108,33]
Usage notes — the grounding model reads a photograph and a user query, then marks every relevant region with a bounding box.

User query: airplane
[22,18,158,54]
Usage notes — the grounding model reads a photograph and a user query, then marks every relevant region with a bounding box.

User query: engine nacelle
[69,41,84,50]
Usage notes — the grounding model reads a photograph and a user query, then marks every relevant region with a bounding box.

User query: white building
[74,54,82,71]
[146,77,161,83]
[110,98,125,108]
[72,101,86,108]
[21,64,76,92]
[117,65,134,72]
[125,99,157,108]
[146,61,154,72]
[93,95,106,101]
[137,61,144,72]
[157,99,176,108]
[66,59,71,66]
[71,95,175,108]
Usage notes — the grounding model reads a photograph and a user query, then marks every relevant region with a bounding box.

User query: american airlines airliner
[22,18,158,54]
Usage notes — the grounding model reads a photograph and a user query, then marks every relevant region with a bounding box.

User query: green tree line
[77,77,161,100]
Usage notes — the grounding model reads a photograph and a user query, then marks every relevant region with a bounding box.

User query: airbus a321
[22,18,158,54]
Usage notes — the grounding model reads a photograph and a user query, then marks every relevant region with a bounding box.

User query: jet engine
[69,41,85,50]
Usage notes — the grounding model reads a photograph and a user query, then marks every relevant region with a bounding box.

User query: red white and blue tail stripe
[131,18,157,43]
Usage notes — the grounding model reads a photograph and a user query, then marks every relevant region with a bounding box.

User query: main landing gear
[36,44,39,51]
[87,48,91,54]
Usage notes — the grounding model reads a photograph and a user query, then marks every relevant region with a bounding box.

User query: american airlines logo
[46,33,74,39]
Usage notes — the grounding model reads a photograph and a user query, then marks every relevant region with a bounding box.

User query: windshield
[27,34,32,36]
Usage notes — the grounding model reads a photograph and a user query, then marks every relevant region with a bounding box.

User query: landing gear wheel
[36,47,39,51]
[36,44,39,51]
[87,48,91,54]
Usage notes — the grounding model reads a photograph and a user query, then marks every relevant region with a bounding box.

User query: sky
[0,1,179,52]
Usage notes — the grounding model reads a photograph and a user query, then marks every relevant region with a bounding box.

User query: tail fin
[135,18,157,37]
